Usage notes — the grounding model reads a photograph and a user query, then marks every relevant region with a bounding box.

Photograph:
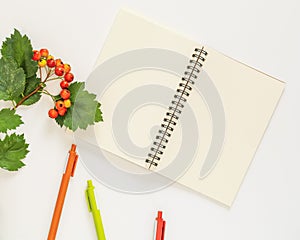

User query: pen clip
[161,220,166,240]
[85,189,92,212]
[71,155,78,177]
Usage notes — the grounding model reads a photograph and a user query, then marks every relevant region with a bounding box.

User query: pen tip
[70,144,77,152]
[87,180,93,187]
[157,211,163,218]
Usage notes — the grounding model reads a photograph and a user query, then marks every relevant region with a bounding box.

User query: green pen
[85,180,106,240]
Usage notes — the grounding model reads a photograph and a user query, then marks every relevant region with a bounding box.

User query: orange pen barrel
[47,144,78,240]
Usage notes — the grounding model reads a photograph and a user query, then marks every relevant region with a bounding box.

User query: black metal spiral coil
[145,47,208,168]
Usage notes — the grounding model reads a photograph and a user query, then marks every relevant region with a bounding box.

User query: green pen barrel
[86,180,106,240]
[93,209,106,240]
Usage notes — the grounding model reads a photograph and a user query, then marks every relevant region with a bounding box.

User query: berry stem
[14,68,53,109]
[45,76,63,82]
[45,67,53,79]
[11,100,16,108]
[47,70,52,79]
[39,66,42,80]
[41,89,56,102]
[14,83,44,109]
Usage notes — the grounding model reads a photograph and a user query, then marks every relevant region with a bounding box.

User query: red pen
[155,211,166,240]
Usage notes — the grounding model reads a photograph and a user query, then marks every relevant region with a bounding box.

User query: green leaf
[1,29,38,78]
[95,103,103,122]
[0,133,29,171]
[0,57,26,101]
[55,82,103,131]
[14,76,42,106]
[0,108,23,133]
[55,114,64,127]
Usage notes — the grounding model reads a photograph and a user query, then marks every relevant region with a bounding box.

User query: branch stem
[14,84,43,109]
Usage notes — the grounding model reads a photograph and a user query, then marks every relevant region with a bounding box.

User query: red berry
[55,66,65,76]
[48,109,58,119]
[58,107,67,116]
[55,59,63,67]
[55,100,65,110]
[60,80,69,89]
[40,49,49,58]
[60,89,70,100]
[64,72,74,82]
[32,50,41,61]
[47,59,56,68]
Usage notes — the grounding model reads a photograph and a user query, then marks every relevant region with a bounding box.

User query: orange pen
[48,144,78,240]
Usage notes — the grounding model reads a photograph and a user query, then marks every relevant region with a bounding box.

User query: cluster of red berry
[32,49,75,119]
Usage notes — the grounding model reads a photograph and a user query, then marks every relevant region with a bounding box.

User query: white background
[0,0,299,239]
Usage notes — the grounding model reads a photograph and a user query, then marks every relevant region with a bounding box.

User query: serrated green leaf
[55,114,64,127]
[0,133,29,171]
[55,82,103,131]
[95,103,103,122]
[0,108,23,133]
[14,76,42,106]
[0,57,26,101]
[1,29,37,78]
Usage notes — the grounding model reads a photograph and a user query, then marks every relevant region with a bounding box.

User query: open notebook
[80,9,285,206]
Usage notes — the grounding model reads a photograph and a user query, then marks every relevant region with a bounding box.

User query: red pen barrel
[155,211,166,240]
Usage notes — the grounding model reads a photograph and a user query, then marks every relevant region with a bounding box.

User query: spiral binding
[146,47,208,169]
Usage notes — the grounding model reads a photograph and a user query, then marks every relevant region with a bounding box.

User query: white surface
[0,0,299,239]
